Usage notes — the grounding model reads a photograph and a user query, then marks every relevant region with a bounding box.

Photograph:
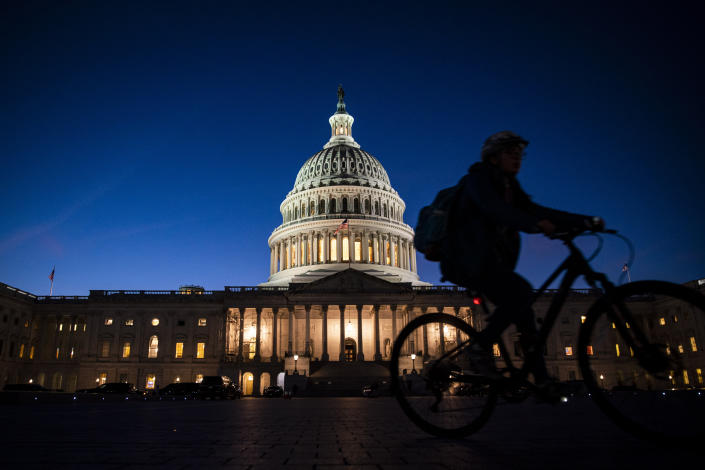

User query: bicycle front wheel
[579,280,705,445]
[390,313,498,438]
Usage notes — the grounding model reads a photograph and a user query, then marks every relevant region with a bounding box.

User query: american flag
[49,267,55,282]
[334,218,349,235]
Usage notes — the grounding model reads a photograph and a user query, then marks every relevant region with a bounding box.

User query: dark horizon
[2,1,704,295]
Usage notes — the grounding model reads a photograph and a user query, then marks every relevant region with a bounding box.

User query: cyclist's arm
[464,170,542,232]
[526,202,591,231]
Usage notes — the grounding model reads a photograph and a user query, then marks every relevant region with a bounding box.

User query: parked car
[362,380,390,397]
[3,383,50,392]
[160,382,200,400]
[197,376,241,400]
[75,382,141,396]
[262,385,283,397]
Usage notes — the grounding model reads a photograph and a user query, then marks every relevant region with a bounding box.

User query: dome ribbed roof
[289,144,395,196]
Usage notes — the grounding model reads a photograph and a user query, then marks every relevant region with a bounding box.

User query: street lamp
[599,374,605,390]
[411,353,416,373]
[294,354,299,375]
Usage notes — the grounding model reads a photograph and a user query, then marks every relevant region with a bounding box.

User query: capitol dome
[263,87,426,286]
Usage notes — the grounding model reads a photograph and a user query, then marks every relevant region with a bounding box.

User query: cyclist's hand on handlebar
[537,219,557,235]
[584,216,605,232]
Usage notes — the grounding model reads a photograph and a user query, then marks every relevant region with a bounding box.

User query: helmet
[481,131,529,162]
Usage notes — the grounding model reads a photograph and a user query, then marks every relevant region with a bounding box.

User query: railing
[90,290,219,296]
[36,296,89,301]
[271,213,413,232]
[225,286,290,293]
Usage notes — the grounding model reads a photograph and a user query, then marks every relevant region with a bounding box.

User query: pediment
[288,269,412,296]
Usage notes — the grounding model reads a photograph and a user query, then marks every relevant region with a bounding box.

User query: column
[324,231,330,263]
[272,309,279,362]
[287,307,294,355]
[377,232,384,265]
[437,306,445,356]
[408,307,416,356]
[305,305,311,356]
[362,231,369,263]
[422,308,430,359]
[321,306,329,361]
[356,305,364,361]
[391,304,397,345]
[373,305,381,361]
[452,307,461,347]
[254,307,262,361]
[308,231,314,265]
[312,232,318,264]
[237,308,245,361]
[336,230,342,262]
[410,244,417,272]
[339,304,345,361]
[390,236,397,267]
[348,229,354,262]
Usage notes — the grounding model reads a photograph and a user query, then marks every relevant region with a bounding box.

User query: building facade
[1,90,704,394]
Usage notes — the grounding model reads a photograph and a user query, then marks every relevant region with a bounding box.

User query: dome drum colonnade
[264,86,421,286]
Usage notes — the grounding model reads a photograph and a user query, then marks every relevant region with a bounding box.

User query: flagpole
[49,266,55,296]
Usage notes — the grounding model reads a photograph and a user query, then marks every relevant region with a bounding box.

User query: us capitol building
[1,89,703,395]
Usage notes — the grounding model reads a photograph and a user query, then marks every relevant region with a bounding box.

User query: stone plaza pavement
[0,396,699,469]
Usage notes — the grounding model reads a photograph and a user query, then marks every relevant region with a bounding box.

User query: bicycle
[390,228,705,445]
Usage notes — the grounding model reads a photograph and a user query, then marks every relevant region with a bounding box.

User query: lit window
[673,315,679,323]
[342,236,350,261]
[666,345,671,355]
[59,324,63,331]
[196,342,206,359]
[175,342,184,359]
[586,345,594,356]
[615,344,620,357]
[318,238,324,262]
[122,342,131,358]
[565,346,573,356]
[659,317,666,326]
[72,323,77,331]
[125,319,134,326]
[354,240,361,261]
[148,335,158,358]
[29,346,35,360]
[580,315,586,324]
[611,322,616,329]
[70,347,74,359]
[146,374,155,390]
[690,337,698,352]
[385,241,391,265]
[99,373,107,385]
[492,343,501,357]
[101,341,110,357]
[198,318,207,327]
[55,347,60,359]
[697,368,703,385]
[330,238,337,261]
[683,370,690,385]
[195,374,204,383]
[151,318,159,326]
[625,322,630,328]
[629,347,634,357]
[24,320,29,328]
[83,324,86,332]
[678,344,684,354]
[19,344,25,358]
[105,318,113,326]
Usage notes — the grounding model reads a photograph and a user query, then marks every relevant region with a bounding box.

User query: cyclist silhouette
[440,131,603,386]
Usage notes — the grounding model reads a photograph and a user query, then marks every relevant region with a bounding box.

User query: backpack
[414,176,467,261]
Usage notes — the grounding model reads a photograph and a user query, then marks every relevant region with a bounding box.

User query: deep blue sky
[2,1,703,295]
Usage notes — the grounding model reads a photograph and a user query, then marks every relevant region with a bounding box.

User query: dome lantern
[324,86,360,149]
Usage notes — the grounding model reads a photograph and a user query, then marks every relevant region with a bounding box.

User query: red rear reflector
[473,297,481,305]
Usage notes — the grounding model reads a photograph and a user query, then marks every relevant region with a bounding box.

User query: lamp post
[599,374,605,390]
[411,353,416,373]
[294,354,299,375]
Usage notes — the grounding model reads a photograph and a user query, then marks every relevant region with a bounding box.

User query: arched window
[330,198,337,213]
[342,197,348,212]
[374,201,379,215]
[294,207,299,220]
[319,199,325,214]
[364,199,371,214]
[354,198,360,213]
[148,335,158,358]
[383,203,388,218]
[310,201,315,216]
[301,203,306,218]
[391,206,394,219]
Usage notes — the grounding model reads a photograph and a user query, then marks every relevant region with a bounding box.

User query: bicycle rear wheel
[390,313,498,438]
[579,281,705,445]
